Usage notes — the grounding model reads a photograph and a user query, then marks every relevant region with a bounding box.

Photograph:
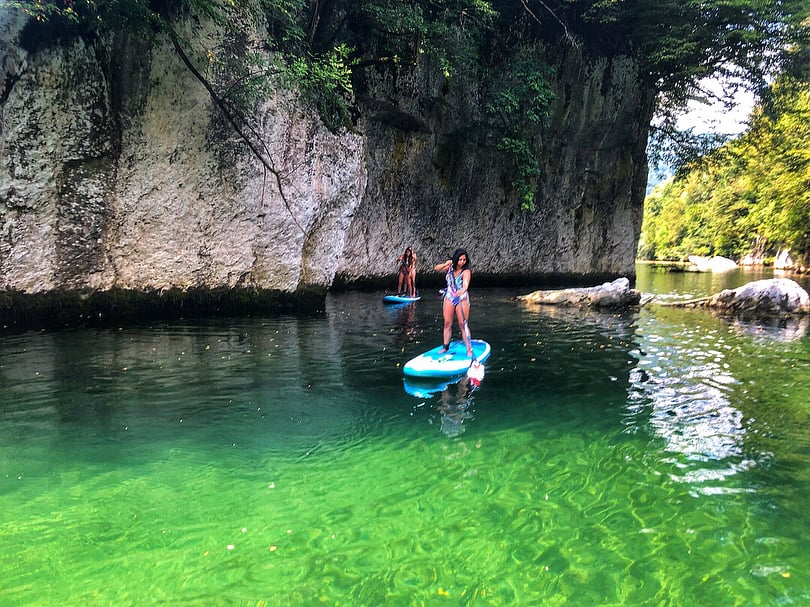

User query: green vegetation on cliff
[638,72,810,265]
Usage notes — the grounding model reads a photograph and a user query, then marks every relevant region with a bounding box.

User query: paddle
[456,302,487,385]
[455,297,476,362]
[457,298,472,343]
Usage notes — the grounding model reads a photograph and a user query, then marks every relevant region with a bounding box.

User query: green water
[1,266,809,606]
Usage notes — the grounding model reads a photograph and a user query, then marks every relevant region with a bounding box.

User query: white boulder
[687,255,738,273]
[705,278,810,315]
[517,277,641,308]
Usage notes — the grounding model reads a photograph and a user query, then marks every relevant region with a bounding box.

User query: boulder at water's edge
[704,279,810,315]
[516,277,641,308]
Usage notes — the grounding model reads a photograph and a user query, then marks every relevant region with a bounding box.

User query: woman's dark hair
[404,247,413,262]
[451,248,470,271]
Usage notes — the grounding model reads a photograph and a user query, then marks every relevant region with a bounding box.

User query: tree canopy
[5,0,810,207]
[9,0,808,121]
[638,73,810,265]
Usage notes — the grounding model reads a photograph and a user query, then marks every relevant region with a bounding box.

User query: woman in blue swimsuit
[433,248,472,357]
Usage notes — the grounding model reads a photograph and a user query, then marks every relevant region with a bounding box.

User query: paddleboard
[403,339,490,378]
[383,294,421,304]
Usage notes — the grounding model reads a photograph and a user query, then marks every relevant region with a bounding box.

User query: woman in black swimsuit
[396,247,417,297]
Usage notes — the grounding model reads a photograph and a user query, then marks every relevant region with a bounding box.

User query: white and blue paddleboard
[403,339,490,378]
[384,294,421,304]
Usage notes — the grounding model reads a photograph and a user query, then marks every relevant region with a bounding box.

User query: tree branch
[521,0,579,48]
[167,27,306,235]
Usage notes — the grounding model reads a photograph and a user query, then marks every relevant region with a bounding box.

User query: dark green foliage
[484,54,555,210]
[4,0,809,207]
[358,0,495,73]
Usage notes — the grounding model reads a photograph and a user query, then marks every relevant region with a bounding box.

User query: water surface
[1,266,809,605]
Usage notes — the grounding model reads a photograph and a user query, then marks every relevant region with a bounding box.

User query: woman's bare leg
[440,298,455,350]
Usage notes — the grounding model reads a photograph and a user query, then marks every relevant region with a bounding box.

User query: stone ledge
[0,286,326,329]
[658,278,810,316]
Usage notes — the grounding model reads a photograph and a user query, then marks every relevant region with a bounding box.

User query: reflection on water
[436,375,477,437]
[405,372,482,437]
[515,299,754,492]
[630,265,810,497]
[521,266,809,501]
[0,320,377,460]
[628,318,757,493]
[384,300,419,343]
[726,314,809,341]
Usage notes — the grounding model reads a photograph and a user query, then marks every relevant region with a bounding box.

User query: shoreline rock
[687,255,737,273]
[659,278,810,316]
[516,277,641,309]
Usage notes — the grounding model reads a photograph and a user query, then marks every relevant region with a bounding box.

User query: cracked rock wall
[1,9,652,300]
[0,11,366,295]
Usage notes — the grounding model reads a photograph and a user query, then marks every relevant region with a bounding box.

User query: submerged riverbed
[1,266,809,605]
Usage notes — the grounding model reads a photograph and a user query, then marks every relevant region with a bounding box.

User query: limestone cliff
[0,8,653,318]
[0,12,366,300]
[345,46,651,285]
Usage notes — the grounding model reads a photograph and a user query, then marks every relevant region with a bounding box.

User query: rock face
[0,14,365,297]
[516,277,641,308]
[0,10,653,307]
[342,47,652,284]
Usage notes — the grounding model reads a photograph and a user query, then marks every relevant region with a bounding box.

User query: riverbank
[0,287,327,330]
[637,259,809,274]
[1,272,628,329]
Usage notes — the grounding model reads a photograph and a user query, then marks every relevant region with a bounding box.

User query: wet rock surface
[660,278,810,316]
[516,277,641,308]
[704,278,810,315]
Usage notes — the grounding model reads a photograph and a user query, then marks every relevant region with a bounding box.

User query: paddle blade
[467,360,485,387]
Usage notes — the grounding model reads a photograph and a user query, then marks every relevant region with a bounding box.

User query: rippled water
[1,266,809,605]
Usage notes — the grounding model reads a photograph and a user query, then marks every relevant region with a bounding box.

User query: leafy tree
[483,53,554,210]
[639,73,810,265]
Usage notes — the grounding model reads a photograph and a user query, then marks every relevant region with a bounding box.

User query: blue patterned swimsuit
[445,268,468,302]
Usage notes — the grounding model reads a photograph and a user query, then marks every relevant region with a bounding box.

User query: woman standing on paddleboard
[434,249,472,357]
[396,247,417,297]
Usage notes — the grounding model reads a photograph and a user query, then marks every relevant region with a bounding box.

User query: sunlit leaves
[282,43,356,130]
[6,0,92,22]
[640,76,810,264]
